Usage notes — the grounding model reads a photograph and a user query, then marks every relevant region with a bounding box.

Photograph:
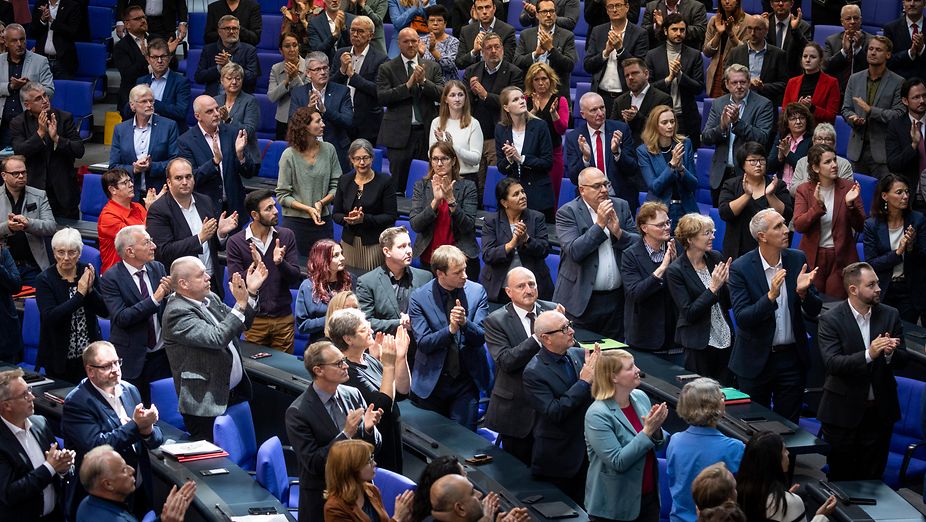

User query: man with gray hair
[0,154,55,285]
[100,225,171,403]
[727,208,821,422]
[308,0,354,63]
[195,15,259,96]
[823,4,870,89]
[0,24,54,148]
[289,51,353,172]
[789,123,854,196]
[722,15,789,106]
[331,16,388,145]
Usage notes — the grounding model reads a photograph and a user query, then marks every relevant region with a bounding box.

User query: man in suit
[611,57,671,144]
[887,78,926,199]
[30,0,82,79]
[146,158,238,298]
[817,262,907,481]
[109,84,179,196]
[117,0,188,42]
[61,341,163,519]
[765,0,812,76]
[0,368,74,521]
[114,7,159,116]
[136,38,192,133]
[522,310,598,505]
[0,25,54,149]
[701,64,775,201]
[519,0,579,30]
[308,0,354,64]
[565,93,639,211]
[342,0,387,55]
[646,13,705,147]
[641,0,707,50]
[162,255,266,441]
[455,0,516,70]
[883,0,926,80]
[728,208,822,422]
[331,16,388,146]
[195,15,259,96]
[554,166,639,340]
[408,245,490,432]
[513,0,578,102]
[842,36,906,180]
[0,155,54,285]
[285,341,382,522]
[377,27,444,196]
[823,5,870,95]
[483,267,560,465]
[99,225,171,405]
[723,15,789,107]
[584,0,648,112]
[205,0,261,46]
[178,95,256,222]
[289,51,354,173]
[10,81,83,220]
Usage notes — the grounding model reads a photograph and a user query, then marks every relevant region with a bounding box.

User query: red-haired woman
[295,239,353,343]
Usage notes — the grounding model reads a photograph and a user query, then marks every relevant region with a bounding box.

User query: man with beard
[225,189,301,354]
[195,15,259,96]
[817,262,906,480]
[886,78,926,202]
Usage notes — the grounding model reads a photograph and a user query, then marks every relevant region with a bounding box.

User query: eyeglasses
[148,54,169,62]
[308,65,329,72]
[219,26,240,32]
[580,180,611,191]
[645,220,672,229]
[541,321,573,335]
[605,3,628,10]
[1,386,33,402]
[349,28,370,34]
[788,115,806,122]
[89,359,123,371]
[351,155,372,163]
[54,249,80,258]
[134,98,156,105]
[3,170,26,177]
[115,178,134,187]
[537,8,556,14]
[745,158,767,166]
[319,357,349,368]
[126,14,147,21]
[431,156,452,164]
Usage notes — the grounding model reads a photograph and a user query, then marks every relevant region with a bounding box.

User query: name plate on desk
[161,441,227,458]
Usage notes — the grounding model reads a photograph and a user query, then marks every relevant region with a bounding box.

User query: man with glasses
[286,341,382,522]
[61,341,163,520]
[514,0,578,101]
[722,15,789,107]
[114,7,160,116]
[764,0,811,76]
[789,123,853,195]
[823,5,870,91]
[519,0,579,30]
[584,0,648,113]
[522,310,599,505]
[204,0,261,46]
[195,15,259,96]
[308,0,354,64]
[455,0,516,69]
[888,78,926,203]
[96,168,157,273]
[136,38,192,133]
[554,166,637,341]
[332,16,387,145]
[9,81,83,219]
[0,367,74,521]
[290,51,354,173]
[0,24,54,150]
[0,154,55,285]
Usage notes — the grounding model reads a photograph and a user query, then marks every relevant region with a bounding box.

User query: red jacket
[793,177,867,270]
[782,72,841,123]
[97,200,147,273]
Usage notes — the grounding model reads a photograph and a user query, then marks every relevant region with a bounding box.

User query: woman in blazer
[323,439,413,522]
[636,105,699,224]
[781,42,841,124]
[480,177,553,302]
[768,103,814,189]
[793,144,866,298]
[267,33,307,140]
[495,87,555,222]
[295,240,354,344]
[409,141,480,281]
[35,228,108,382]
[585,349,668,522]
[702,0,747,98]
[216,63,261,167]
[863,174,926,325]
[332,139,398,272]
[667,214,734,385]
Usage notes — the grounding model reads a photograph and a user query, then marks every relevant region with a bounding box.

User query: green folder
[578,338,629,350]
[721,388,751,401]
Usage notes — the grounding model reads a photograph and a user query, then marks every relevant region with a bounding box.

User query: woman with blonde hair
[429,80,483,184]
[324,290,361,338]
[524,62,569,203]
[636,105,698,224]
[323,439,413,521]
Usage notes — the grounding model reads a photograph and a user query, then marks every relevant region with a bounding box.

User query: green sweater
[275,143,342,219]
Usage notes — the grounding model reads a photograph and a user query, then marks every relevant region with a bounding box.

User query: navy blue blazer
[136,72,192,133]
[883,16,926,80]
[863,212,926,312]
[727,248,822,379]
[408,280,491,399]
[635,138,698,215]
[666,249,734,351]
[76,495,137,522]
[108,114,179,197]
[0,248,22,360]
[194,42,259,95]
[307,12,355,63]
[99,260,168,381]
[479,207,553,302]
[621,238,681,351]
[495,119,554,212]
[565,119,641,204]
[289,81,353,173]
[0,414,65,521]
[177,123,256,223]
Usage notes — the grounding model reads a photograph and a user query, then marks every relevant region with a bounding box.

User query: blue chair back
[406,159,429,198]
[260,0,286,13]
[507,0,526,30]
[790,230,802,249]
[74,42,108,101]
[259,141,289,179]
[709,207,725,250]
[813,25,843,46]
[256,436,291,505]
[80,174,107,221]
[885,377,926,488]
[87,6,114,41]
[573,82,591,122]
[572,39,589,86]
[186,49,204,88]
[834,116,850,157]
[573,9,589,37]
[700,99,713,134]
[559,178,576,209]
[545,252,560,283]
[52,80,94,140]
[257,138,272,159]
[98,318,110,341]
[695,148,713,190]
[188,13,207,49]
[658,457,671,522]
[372,468,416,517]
[255,93,277,139]
[860,0,901,26]
[483,166,503,211]
[79,245,102,274]
[374,147,384,174]
[259,16,283,50]
[257,52,279,93]
[22,298,39,371]
[213,401,258,471]
[150,378,186,431]
[852,173,877,215]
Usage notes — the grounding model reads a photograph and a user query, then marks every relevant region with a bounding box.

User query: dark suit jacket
[621,238,679,351]
[642,0,707,50]
[886,113,923,191]
[723,43,789,106]
[289,81,353,172]
[717,174,793,259]
[611,85,672,143]
[330,44,388,143]
[356,265,432,334]
[823,30,870,88]
[109,115,179,196]
[883,16,926,80]
[564,119,640,203]
[464,60,524,137]
[513,26,577,101]
[518,0,580,30]
[31,0,82,75]
[483,299,557,438]
[522,346,593,478]
[409,178,479,259]
[646,43,705,139]
[666,249,735,351]
[307,11,354,63]
[495,119,554,212]
[863,212,926,312]
[793,177,866,270]
[455,19,517,69]
[727,248,823,379]
[118,0,188,39]
[0,249,22,360]
[99,260,168,380]
[113,33,150,111]
[204,0,261,45]
[194,42,259,95]
[177,123,256,221]
[136,71,192,133]
[479,208,553,301]
[701,92,775,189]
[331,171,397,246]
[0,414,64,521]
[817,301,907,428]
[0,1,12,25]
[585,21,649,94]
[765,16,812,76]
[376,56,444,149]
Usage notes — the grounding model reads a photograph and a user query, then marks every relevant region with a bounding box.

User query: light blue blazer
[584,388,666,521]
[635,137,699,216]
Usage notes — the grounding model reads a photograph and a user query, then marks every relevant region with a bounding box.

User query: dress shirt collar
[152,68,170,81]
[631,83,650,98]
[479,18,497,32]
[586,122,604,138]
[313,382,336,404]
[908,15,924,28]
[644,238,666,259]
[911,113,926,127]
[513,302,538,321]
[0,414,31,435]
[122,260,147,277]
[133,114,152,130]
[90,381,125,403]
[485,59,502,74]
[848,300,872,323]
[760,250,782,272]
[388,266,411,285]
[198,123,220,139]
[352,44,369,58]
[748,41,767,54]
[245,223,276,244]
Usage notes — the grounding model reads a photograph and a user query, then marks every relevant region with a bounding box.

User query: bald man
[429,474,529,522]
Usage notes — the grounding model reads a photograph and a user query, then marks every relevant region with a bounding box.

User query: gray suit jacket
[355,265,433,334]
[0,186,54,269]
[162,292,256,417]
[700,92,775,189]
[513,26,578,101]
[552,196,638,317]
[375,56,444,149]
[267,58,307,123]
[0,51,54,127]
[841,69,905,164]
[215,91,261,162]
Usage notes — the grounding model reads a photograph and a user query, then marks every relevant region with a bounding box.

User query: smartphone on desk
[464,453,493,465]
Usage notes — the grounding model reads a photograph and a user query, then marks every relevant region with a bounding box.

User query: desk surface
[806,480,926,522]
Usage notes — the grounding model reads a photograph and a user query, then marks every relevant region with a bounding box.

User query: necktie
[560,354,577,383]
[138,36,147,56]
[407,60,422,123]
[917,121,926,175]
[327,394,347,431]
[526,311,536,337]
[914,23,920,37]
[135,270,157,349]
[776,22,785,48]
[595,130,605,173]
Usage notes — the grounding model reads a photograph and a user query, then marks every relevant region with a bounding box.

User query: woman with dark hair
[276,106,342,257]
[409,141,480,281]
[295,239,353,343]
[332,139,398,272]
[419,5,459,82]
[768,103,815,189]
[430,80,483,184]
[267,33,307,140]
[636,104,698,225]
[863,174,926,324]
[793,144,866,298]
[495,86,555,222]
[410,456,465,522]
[525,62,569,203]
[323,439,413,522]
[480,177,553,302]
[736,432,836,522]
[781,42,841,124]
[702,0,747,98]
